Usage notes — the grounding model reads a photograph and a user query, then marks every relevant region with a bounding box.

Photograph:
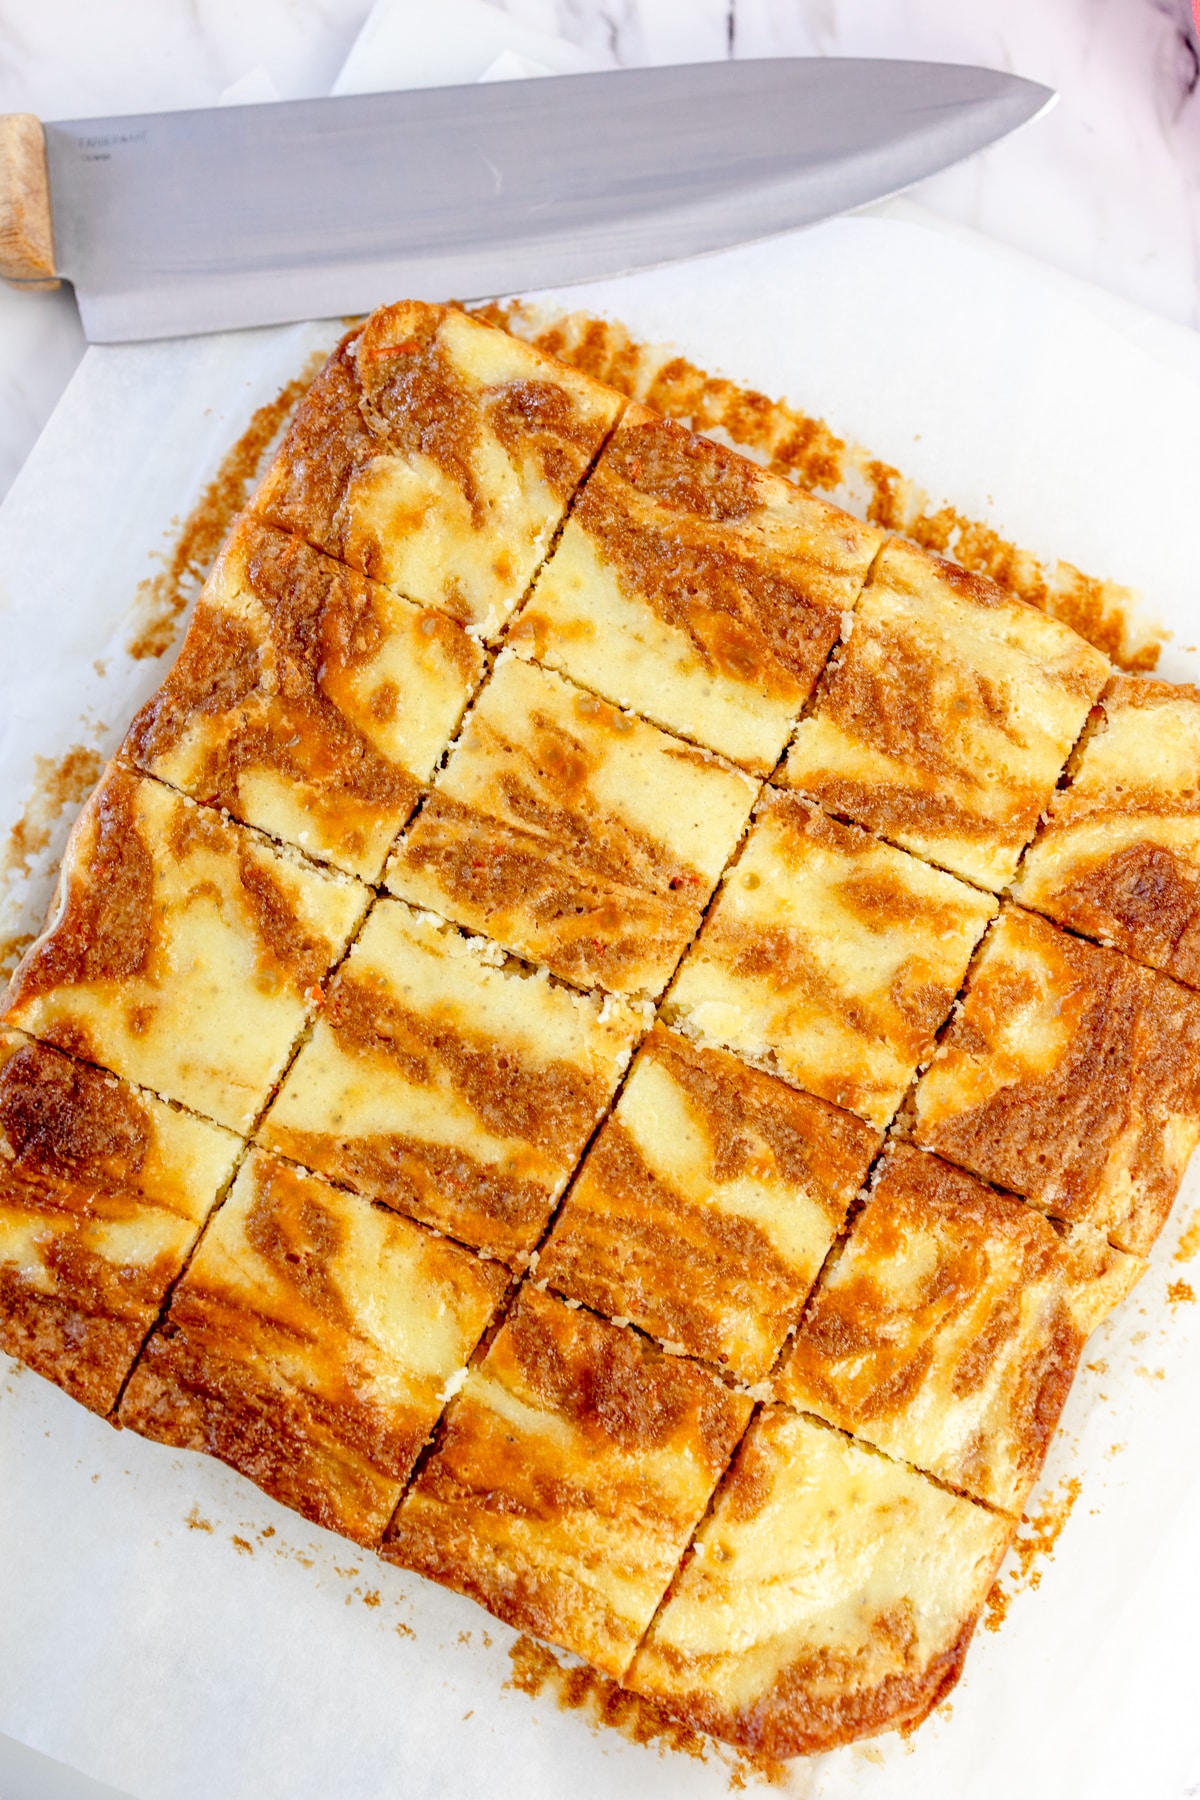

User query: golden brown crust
[665,792,996,1126]
[1014,677,1200,986]
[638,1616,975,1760]
[0,1031,237,1413]
[777,1143,1138,1512]
[2,765,368,1132]
[253,303,621,632]
[911,906,1200,1255]
[261,939,631,1261]
[625,1404,1013,1757]
[538,1026,878,1379]
[383,1285,752,1676]
[390,791,696,996]
[783,537,1110,890]
[125,516,481,879]
[120,1152,507,1546]
[511,406,879,768]
[387,658,755,996]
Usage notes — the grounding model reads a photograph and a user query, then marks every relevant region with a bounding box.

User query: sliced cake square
[776,1142,1142,1513]
[1014,677,1200,985]
[782,539,1110,890]
[253,303,622,638]
[125,515,483,881]
[625,1405,1013,1758]
[0,1029,239,1414]
[537,1025,879,1381]
[910,905,1200,1255]
[258,898,643,1264]
[509,404,882,772]
[386,655,758,997]
[664,793,997,1128]
[2,766,369,1132]
[119,1149,508,1545]
[382,1284,752,1678]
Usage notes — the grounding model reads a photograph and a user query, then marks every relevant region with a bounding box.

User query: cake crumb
[505,1636,787,1786]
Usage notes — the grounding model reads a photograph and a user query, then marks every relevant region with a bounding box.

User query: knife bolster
[0,115,59,289]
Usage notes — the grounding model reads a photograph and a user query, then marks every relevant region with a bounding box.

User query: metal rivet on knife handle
[0,114,60,289]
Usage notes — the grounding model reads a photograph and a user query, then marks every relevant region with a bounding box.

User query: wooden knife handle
[0,114,60,289]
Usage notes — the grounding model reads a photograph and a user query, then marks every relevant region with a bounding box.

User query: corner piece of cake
[258,898,644,1264]
[2,765,369,1132]
[538,1024,880,1381]
[253,301,623,639]
[125,515,483,882]
[119,1149,508,1546]
[782,538,1110,891]
[910,905,1200,1255]
[1015,676,1200,987]
[0,1030,239,1414]
[664,792,997,1127]
[509,403,883,772]
[382,1284,752,1678]
[386,655,757,997]
[625,1405,1013,1758]
[777,1142,1142,1514]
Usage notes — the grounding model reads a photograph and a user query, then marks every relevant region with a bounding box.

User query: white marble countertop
[1,0,1199,504]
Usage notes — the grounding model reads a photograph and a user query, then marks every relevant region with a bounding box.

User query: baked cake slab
[383,1284,752,1678]
[386,654,758,996]
[665,792,998,1127]
[2,765,369,1132]
[537,1024,879,1381]
[776,1142,1142,1513]
[253,301,623,638]
[1015,676,1200,985]
[783,538,1111,891]
[509,403,883,773]
[126,515,483,882]
[0,1029,239,1415]
[910,905,1200,1256]
[259,898,644,1263]
[625,1405,1013,1758]
[119,1149,508,1546]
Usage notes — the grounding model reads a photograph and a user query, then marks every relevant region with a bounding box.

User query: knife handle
[0,115,59,290]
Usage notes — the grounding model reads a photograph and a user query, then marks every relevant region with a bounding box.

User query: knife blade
[0,60,1053,344]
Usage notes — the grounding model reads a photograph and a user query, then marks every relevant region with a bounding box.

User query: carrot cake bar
[125,515,483,882]
[383,1284,752,1677]
[253,301,622,638]
[1015,676,1200,985]
[783,539,1110,890]
[537,1024,879,1381]
[910,905,1200,1255]
[664,793,997,1127]
[777,1143,1142,1513]
[0,1029,239,1414]
[509,404,883,772]
[625,1405,1013,1757]
[119,1149,508,1545]
[258,898,643,1263]
[2,765,368,1132]
[386,654,757,996]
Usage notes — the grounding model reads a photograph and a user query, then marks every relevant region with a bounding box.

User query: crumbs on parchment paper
[505,1636,787,1790]
[0,743,106,980]
[478,300,1160,673]
[1174,1208,1200,1265]
[125,351,327,661]
[983,1476,1083,1633]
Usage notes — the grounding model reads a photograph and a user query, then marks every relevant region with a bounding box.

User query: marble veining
[0,0,1198,502]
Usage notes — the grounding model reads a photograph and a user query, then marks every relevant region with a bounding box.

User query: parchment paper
[3,208,1200,1800]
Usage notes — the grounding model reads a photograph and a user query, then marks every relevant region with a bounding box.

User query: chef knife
[0,59,1053,344]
